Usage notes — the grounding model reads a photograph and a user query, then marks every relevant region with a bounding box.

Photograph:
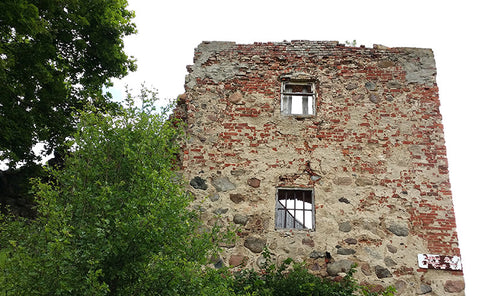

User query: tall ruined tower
[178,41,465,295]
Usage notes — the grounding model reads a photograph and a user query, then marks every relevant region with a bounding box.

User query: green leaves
[0,0,136,166]
[230,248,396,296]
[0,87,224,295]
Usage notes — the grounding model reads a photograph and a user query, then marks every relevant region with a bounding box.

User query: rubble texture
[178,41,464,295]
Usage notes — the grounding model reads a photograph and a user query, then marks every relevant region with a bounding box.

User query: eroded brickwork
[178,41,465,295]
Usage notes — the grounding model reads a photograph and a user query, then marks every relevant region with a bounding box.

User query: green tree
[0,88,226,295]
[0,0,136,166]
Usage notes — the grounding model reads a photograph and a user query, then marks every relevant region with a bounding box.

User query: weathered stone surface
[207,114,217,122]
[230,193,245,203]
[210,254,224,269]
[309,250,325,259]
[355,177,373,186]
[207,217,218,226]
[353,94,364,101]
[338,221,352,232]
[399,48,436,86]
[387,80,402,89]
[337,248,356,255]
[387,244,397,253]
[334,177,352,185]
[228,91,243,104]
[365,246,382,259]
[233,214,249,225]
[374,265,392,279]
[212,177,236,192]
[230,169,246,176]
[384,257,397,267]
[365,81,377,91]
[219,241,235,248]
[395,280,407,294]
[214,260,224,269]
[244,236,266,253]
[194,205,206,212]
[378,59,395,68]
[302,237,315,247]
[419,284,432,294]
[213,259,224,269]
[256,255,267,268]
[246,216,268,233]
[327,260,353,276]
[395,265,414,276]
[247,177,261,188]
[369,94,379,103]
[229,254,248,267]
[361,283,384,294]
[344,238,357,245]
[346,82,358,90]
[361,221,379,234]
[309,262,322,271]
[387,223,409,237]
[209,193,220,202]
[361,263,372,276]
[190,176,207,190]
[444,280,465,293]
[213,208,228,215]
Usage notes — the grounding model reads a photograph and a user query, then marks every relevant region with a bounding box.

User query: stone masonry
[177,41,465,295]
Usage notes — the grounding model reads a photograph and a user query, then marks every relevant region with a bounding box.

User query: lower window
[275,188,314,230]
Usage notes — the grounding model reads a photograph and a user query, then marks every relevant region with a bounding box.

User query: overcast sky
[113,0,479,292]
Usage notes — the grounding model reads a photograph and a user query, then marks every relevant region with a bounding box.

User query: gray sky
[114,0,479,293]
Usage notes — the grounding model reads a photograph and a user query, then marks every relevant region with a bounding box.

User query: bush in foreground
[229,248,396,296]
[0,88,224,295]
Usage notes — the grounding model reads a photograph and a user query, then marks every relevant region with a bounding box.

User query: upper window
[275,188,315,230]
[281,82,315,116]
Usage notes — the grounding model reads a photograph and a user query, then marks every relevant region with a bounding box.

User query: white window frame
[275,188,315,230]
[281,82,315,116]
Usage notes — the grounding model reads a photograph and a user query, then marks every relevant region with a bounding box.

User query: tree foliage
[0,0,136,166]
[0,88,224,295]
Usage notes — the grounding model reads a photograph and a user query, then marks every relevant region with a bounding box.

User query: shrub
[0,88,225,295]
[230,248,395,296]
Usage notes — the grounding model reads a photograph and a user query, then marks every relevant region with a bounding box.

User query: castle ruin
[177,41,465,295]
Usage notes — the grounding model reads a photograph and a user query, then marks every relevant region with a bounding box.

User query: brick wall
[178,41,465,295]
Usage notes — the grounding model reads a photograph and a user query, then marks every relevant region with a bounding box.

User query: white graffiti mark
[417,254,462,271]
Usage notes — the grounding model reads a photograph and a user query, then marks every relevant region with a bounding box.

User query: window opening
[275,188,314,230]
[281,82,315,115]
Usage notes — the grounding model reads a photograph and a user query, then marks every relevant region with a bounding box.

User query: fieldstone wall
[177,41,465,295]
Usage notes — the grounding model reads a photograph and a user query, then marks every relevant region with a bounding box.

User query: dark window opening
[275,188,314,230]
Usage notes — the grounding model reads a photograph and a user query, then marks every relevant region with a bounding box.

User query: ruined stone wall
[179,41,465,295]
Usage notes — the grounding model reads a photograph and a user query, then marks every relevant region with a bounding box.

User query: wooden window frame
[275,188,315,230]
[281,82,315,116]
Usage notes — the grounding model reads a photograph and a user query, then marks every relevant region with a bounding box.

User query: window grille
[275,188,314,230]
